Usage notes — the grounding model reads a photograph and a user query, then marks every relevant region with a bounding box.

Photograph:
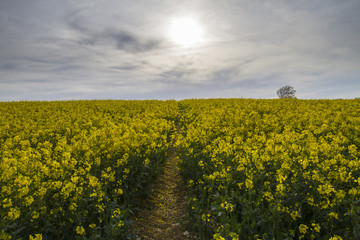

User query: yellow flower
[229,232,239,240]
[29,234,43,240]
[221,201,234,212]
[329,235,343,240]
[201,213,211,222]
[76,226,85,236]
[7,207,21,221]
[144,158,150,166]
[263,191,274,202]
[69,202,77,211]
[0,230,12,240]
[317,183,334,195]
[213,233,225,240]
[31,211,40,219]
[245,178,253,189]
[117,220,124,227]
[311,223,321,233]
[2,198,12,208]
[112,208,121,218]
[328,212,339,219]
[276,183,285,193]
[115,188,123,195]
[299,224,308,234]
[290,211,300,220]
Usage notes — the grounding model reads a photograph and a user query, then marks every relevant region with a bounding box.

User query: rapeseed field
[177,99,360,240]
[1,99,359,239]
[0,100,178,239]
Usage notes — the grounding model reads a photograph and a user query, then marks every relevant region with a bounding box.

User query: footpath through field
[133,118,195,240]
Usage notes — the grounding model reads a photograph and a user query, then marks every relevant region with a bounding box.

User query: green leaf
[354,224,360,240]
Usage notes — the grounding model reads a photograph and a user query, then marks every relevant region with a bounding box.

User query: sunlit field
[1,99,359,240]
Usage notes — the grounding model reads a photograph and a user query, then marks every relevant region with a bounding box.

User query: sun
[170,18,204,46]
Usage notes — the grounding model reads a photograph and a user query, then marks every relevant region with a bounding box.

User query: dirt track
[133,124,195,240]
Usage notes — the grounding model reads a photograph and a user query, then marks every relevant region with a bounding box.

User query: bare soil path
[133,123,195,240]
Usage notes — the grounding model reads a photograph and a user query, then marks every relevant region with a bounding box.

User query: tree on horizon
[277,85,296,99]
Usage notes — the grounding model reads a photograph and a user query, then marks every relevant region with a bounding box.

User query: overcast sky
[1,0,359,101]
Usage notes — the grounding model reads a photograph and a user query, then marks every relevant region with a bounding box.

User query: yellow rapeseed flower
[213,233,225,240]
[76,226,85,236]
[329,235,343,240]
[299,224,308,234]
[29,234,43,240]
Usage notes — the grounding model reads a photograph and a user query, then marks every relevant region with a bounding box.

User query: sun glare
[170,18,204,47]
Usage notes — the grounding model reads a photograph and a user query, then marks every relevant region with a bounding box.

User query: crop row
[177,99,360,240]
[0,100,178,240]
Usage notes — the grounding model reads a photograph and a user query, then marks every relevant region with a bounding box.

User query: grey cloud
[206,68,280,90]
[24,57,73,65]
[111,65,139,71]
[68,18,162,53]
[0,63,17,70]
[109,31,162,53]
[209,67,240,83]
[159,60,198,83]
[53,65,84,72]
[17,79,51,84]
[160,68,196,80]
